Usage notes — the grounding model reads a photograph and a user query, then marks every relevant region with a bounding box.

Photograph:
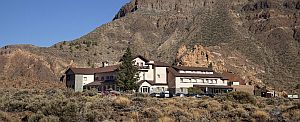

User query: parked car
[158,91,173,98]
[150,93,160,97]
[201,93,215,98]
[185,93,199,97]
[175,93,186,97]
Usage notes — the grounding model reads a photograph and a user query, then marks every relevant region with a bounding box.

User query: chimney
[208,62,213,69]
[102,61,109,67]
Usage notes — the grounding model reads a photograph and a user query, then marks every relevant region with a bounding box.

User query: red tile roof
[67,68,98,75]
[95,65,119,73]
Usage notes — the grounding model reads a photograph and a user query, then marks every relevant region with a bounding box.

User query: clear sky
[0,0,130,47]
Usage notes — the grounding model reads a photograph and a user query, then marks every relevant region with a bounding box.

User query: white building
[65,55,233,94]
[167,66,231,94]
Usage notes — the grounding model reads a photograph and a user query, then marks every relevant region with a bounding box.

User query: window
[180,78,183,83]
[192,79,197,83]
[143,72,146,80]
[142,86,150,93]
[83,77,87,81]
[66,75,70,81]
[110,76,114,80]
[106,76,109,80]
[141,63,143,66]
[180,88,184,93]
[201,79,204,83]
[101,77,104,80]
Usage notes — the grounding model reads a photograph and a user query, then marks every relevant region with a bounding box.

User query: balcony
[138,66,150,69]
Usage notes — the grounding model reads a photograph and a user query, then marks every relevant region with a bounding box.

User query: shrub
[0,111,14,122]
[252,110,269,122]
[229,108,248,118]
[167,108,192,121]
[133,92,149,97]
[142,107,163,118]
[28,111,45,122]
[5,100,28,112]
[199,100,222,112]
[189,108,210,120]
[158,116,174,122]
[113,96,130,108]
[40,115,59,122]
[83,89,98,97]
[226,91,256,104]
[188,87,203,94]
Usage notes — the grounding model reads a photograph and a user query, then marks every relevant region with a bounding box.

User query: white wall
[133,57,146,66]
[179,70,213,74]
[82,75,95,85]
[74,74,94,92]
[155,67,167,84]
[138,68,154,81]
[232,82,240,86]
[175,77,227,88]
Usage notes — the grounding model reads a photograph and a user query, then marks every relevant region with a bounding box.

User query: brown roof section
[167,67,226,79]
[222,72,246,85]
[67,68,98,75]
[85,81,103,86]
[134,55,150,62]
[95,65,119,73]
[173,66,213,72]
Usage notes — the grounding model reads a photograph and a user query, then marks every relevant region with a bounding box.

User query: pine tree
[117,47,139,91]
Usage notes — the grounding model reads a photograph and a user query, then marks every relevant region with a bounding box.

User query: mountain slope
[0,0,299,92]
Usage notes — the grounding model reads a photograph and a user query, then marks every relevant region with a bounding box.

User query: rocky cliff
[0,0,299,93]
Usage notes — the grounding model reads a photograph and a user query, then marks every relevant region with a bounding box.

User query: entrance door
[142,86,150,93]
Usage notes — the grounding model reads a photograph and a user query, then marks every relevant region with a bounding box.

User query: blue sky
[0,0,130,47]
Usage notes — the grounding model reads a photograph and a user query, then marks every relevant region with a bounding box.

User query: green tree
[117,47,139,91]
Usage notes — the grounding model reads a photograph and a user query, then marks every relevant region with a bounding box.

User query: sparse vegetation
[0,88,299,121]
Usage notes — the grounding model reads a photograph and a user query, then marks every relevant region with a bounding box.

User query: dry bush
[252,110,270,122]
[28,111,45,122]
[113,96,131,108]
[226,91,256,104]
[40,115,60,122]
[283,109,300,121]
[199,100,222,112]
[83,89,98,97]
[142,107,163,119]
[229,108,248,118]
[167,108,192,121]
[222,101,234,111]
[158,116,174,122]
[189,108,210,120]
[0,111,16,122]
